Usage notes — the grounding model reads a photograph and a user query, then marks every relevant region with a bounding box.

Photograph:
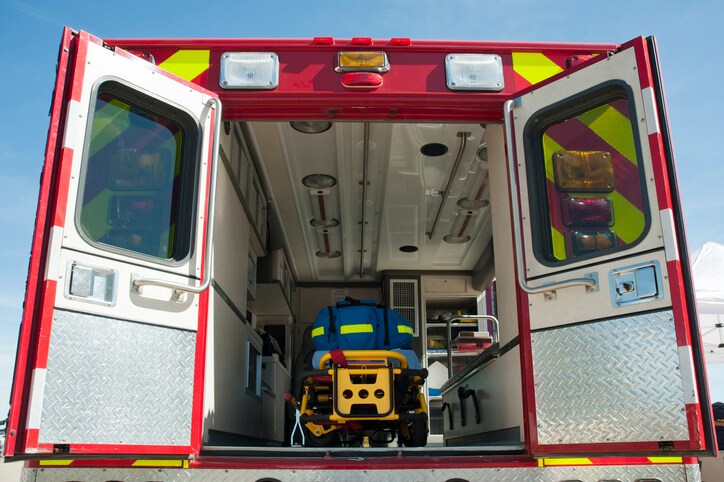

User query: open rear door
[5,29,219,458]
[506,37,715,456]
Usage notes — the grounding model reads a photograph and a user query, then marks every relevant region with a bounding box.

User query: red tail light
[562,197,613,226]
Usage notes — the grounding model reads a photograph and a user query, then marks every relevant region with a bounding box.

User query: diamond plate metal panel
[28,464,695,482]
[532,310,689,445]
[39,309,196,445]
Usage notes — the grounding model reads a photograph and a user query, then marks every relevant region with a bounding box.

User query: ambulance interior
[203,119,524,454]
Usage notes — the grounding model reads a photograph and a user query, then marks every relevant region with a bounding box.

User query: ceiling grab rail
[503,99,597,295]
[132,97,222,298]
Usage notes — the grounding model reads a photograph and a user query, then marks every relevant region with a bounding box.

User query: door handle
[457,386,481,427]
[441,402,454,430]
[132,97,221,296]
[503,99,597,295]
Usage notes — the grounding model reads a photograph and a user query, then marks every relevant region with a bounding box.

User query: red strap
[329,349,348,368]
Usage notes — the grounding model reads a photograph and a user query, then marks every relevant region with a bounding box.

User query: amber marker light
[336,51,389,73]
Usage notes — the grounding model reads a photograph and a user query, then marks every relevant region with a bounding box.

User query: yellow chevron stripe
[578,103,638,165]
[311,326,325,338]
[132,459,184,467]
[512,52,564,85]
[398,325,414,335]
[542,134,565,182]
[541,458,593,466]
[551,226,566,261]
[39,459,74,466]
[648,456,683,464]
[608,191,645,244]
[159,50,210,82]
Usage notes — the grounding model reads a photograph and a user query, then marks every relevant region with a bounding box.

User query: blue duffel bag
[311,298,413,351]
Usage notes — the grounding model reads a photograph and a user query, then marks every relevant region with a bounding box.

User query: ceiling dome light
[302,174,337,189]
[420,143,448,157]
[399,245,418,253]
[290,121,333,134]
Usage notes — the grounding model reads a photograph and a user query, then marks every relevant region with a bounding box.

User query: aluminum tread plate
[39,309,196,445]
[532,310,689,445]
[24,464,697,482]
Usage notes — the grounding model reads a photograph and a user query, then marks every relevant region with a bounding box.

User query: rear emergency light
[336,51,389,73]
[553,150,614,192]
[219,52,279,89]
[445,54,504,91]
[571,230,616,255]
[562,197,613,226]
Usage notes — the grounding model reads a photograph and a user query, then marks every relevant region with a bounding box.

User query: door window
[525,84,649,264]
[77,80,199,261]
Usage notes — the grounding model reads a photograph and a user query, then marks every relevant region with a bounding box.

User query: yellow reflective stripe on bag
[312,326,325,338]
[340,324,374,335]
[397,325,414,335]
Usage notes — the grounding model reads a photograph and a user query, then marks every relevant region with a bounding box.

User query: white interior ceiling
[247,121,493,282]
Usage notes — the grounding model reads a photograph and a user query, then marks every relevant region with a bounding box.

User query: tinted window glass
[78,82,197,260]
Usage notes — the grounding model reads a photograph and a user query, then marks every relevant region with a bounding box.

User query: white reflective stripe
[660,209,679,261]
[44,226,64,281]
[26,368,47,430]
[678,346,698,404]
[62,99,83,150]
[642,86,660,135]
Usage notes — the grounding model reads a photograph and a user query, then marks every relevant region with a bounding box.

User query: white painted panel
[529,250,671,331]
[205,290,262,438]
[54,249,199,331]
[25,368,47,430]
[43,226,63,281]
[212,159,250,315]
[642,86,661,135]
[660,208,680,261]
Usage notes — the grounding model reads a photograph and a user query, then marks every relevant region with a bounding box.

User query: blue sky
[1,0,722,424]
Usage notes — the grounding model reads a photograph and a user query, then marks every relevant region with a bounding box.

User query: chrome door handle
[132,97,221,296]
[504,99,597,295]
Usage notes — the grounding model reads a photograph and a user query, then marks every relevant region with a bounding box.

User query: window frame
[522,80,652,268]
[75,77,202,266]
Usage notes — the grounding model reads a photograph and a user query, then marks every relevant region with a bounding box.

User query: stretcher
[298,349,428,447]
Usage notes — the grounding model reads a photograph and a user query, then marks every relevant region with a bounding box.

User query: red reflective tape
[666,259,692,347]
[52,147,74,228]
[631,38,653,90]
[647,131,672,210]
[69,32,89,102]
[34,279,58,370]
[686,403,706,450]
[25,429,39,451]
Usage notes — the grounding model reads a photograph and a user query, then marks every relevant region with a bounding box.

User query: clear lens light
[220,52,279,89]
[445,54,504,91]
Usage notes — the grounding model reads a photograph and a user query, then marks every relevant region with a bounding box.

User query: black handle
[441,402,454,430]
[457,386,481,427]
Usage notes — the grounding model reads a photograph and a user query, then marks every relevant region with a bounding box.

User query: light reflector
[445,54,504,91]
[220,52,279,89]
